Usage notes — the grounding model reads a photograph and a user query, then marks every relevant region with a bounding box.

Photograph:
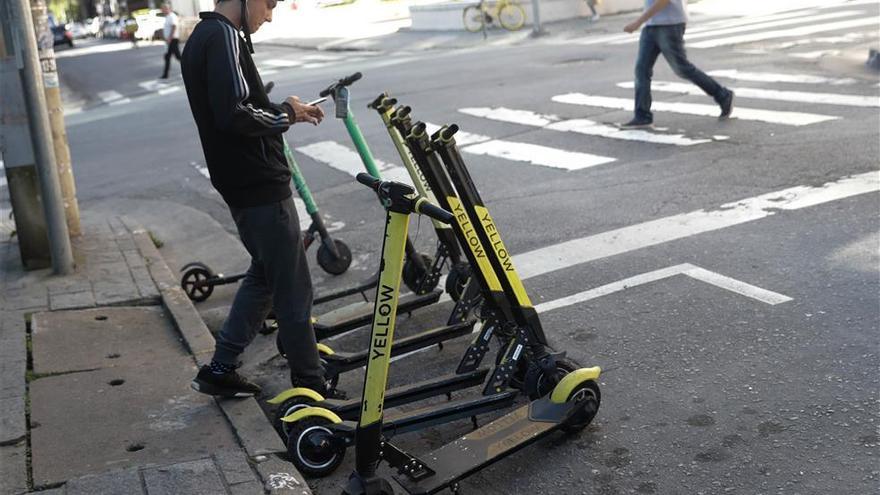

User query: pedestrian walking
[125,15,138,48]
[620,0,734,129]
[181,0,332,398]
[159,3,181,79]
[585,0,600,22]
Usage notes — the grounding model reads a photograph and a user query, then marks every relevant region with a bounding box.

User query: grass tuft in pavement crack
[148,230,164,249]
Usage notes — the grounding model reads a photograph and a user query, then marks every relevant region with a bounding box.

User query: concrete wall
[410,0,643,31]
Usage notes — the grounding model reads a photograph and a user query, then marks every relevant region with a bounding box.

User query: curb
[124,217,312,495]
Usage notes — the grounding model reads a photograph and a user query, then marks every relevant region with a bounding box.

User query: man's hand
[623,20,641,33]
[285,96,324,126]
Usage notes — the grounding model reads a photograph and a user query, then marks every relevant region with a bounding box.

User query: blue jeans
[634,23,729,122]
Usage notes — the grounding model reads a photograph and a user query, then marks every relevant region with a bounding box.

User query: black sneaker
[191,365,262,398]
[619,117,653,129]
[719,90,735,119]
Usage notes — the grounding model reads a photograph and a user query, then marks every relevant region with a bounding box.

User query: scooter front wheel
[287,417,346,477]
[524,357,581,400]
[445,262,472,302]
[559,380,601,433]
[402,253,438,294]
[316,239,352,275]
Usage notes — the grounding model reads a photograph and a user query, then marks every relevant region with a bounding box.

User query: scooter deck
[320,368,490,420]
[314,289,442,340]
[392,398,575,494]
[325,320,475,374]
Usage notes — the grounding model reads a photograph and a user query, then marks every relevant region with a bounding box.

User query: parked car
[133,9,166,40]
[47,14,73,47]
[68,22,89,39]
[84,17,102,37]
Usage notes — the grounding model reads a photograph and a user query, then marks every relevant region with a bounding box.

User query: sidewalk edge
[123,217,312,495]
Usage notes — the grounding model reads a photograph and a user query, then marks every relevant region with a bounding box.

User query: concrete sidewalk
[0,215,310,495]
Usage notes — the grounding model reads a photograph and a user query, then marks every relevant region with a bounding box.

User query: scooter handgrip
[415,198,454,225]
[356,172,380,191]
[341,72,362,86]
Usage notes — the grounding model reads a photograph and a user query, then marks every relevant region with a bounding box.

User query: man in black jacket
[181,0,328,397]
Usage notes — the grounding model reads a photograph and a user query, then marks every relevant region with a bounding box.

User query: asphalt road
[43,2,880,494]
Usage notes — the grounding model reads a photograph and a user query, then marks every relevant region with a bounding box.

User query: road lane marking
[706,69,859,86]
[460,107,718,146]
[514,171,879,281]
[612,10,862,45]
[535,263,792,314]
[462,140,616,171]
[617,81,880,107]
[689,18,879,49]
[97,90,131,106]
[553,93,838,126]
[297,141,413,186]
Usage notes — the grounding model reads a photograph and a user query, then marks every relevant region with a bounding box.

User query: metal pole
[9,0,74,274]
[30,0,81,236]
[530,0,546,37]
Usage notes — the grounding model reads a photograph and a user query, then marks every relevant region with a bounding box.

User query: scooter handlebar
[319,72,363,97]
[356,172,381,191]
[355,173,452,223]
[415,198,454,225]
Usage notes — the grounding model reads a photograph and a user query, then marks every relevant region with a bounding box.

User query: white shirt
[164,12,179,40]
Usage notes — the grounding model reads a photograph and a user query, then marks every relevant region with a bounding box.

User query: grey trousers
[213,196,325,387]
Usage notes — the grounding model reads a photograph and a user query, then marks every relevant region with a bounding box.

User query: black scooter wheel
[402,253,437,294]
[287,417,346,478]
[524,357,581,400]
[180,265,215,302]
[316,239,352,275]
[273,396,316,439]
[445,262,472,302]
[559,380,601,433]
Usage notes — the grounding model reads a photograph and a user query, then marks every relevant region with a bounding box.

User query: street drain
[126,443,144,452]
[109,379,125,386]
[95,315,108,321]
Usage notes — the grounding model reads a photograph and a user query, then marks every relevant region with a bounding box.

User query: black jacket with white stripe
[181,12,293,208]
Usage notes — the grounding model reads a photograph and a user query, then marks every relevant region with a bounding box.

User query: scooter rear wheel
[273,396,315,439]
[559,380,601,433]
[317,239,352,275]
[287,417,346,477]
[180,265,215,302]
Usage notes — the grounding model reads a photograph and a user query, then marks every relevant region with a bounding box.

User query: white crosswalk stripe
[706,70,859,86]
[552,93,839,126]
[689,17,878,49]
[610,10,864,45]
[616,81,880,107]
[459,107,720,146]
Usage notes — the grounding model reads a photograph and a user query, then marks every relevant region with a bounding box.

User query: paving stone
[27,488,64,495]
[30,356,237,486]
[215,449,258,485]
[218,398,286,457]
[130,266,160,300]
[122,248,146,269]
[4,286,47,310]
[65,467,143,495]
[229,481,265,495]
[142,459,227,495]
[0,358,26,399]
[0,395,26,444]
[254,455,312,495]
[92,281,142,306]
[46,275,92,296]
[0,441,28,495]
[49,291,96,311]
